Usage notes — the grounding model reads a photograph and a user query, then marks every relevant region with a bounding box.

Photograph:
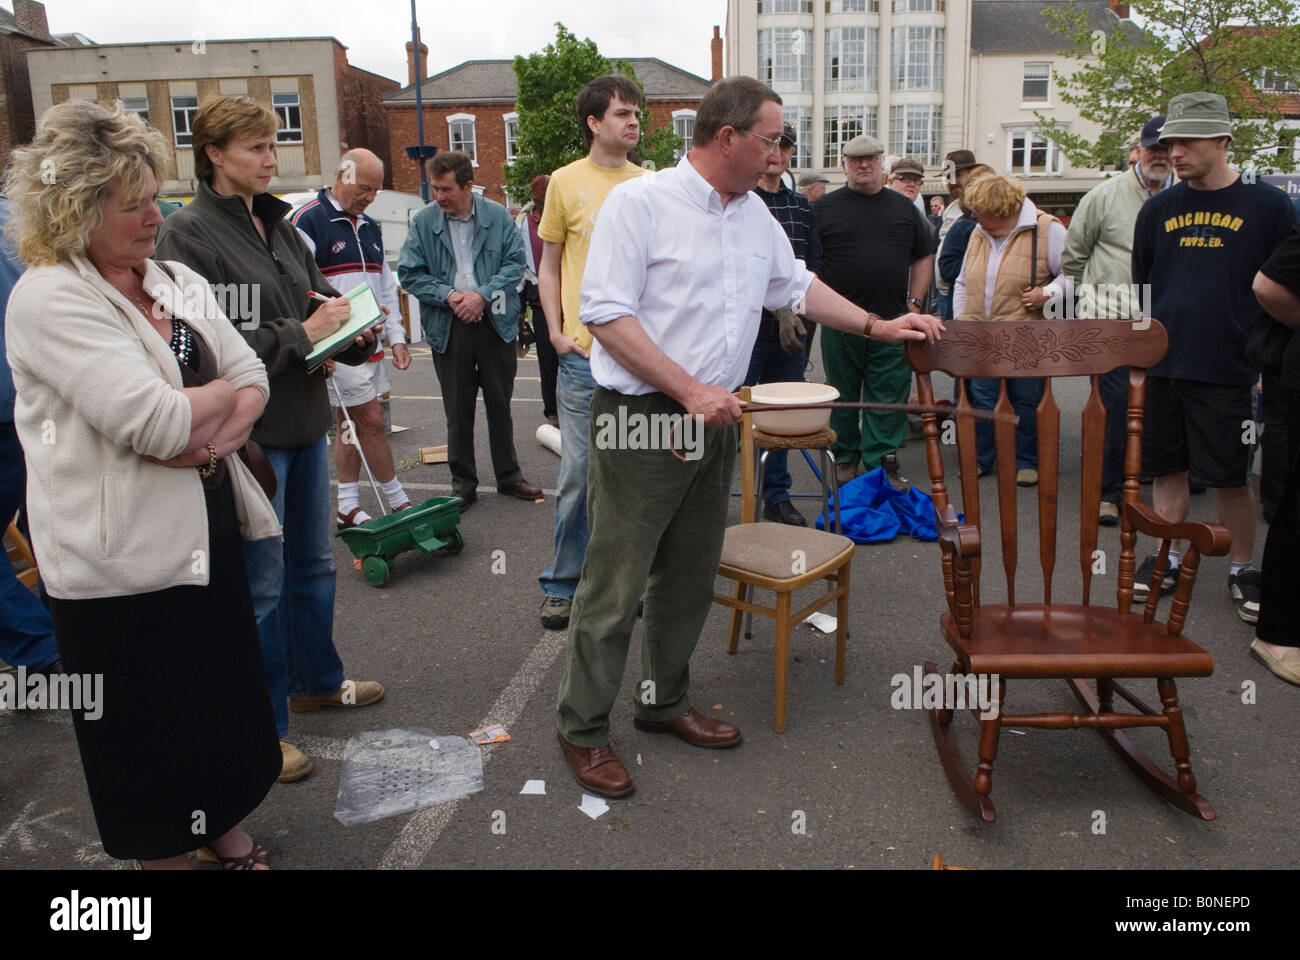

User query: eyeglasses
[739,128,785,154]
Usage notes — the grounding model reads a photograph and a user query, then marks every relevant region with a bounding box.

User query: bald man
[293,149,413,527]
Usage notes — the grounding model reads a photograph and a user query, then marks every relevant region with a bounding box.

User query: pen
[307,290,331,303]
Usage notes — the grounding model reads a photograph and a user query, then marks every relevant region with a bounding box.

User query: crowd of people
[0,75,1296,868]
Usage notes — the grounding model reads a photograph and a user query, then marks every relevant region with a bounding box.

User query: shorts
[326,356,391,409]
[1141,377,1253,487]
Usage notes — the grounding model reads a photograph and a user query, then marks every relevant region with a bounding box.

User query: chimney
[13,0,53,42]
[406,30,428,87]
[711,25,723,82]
[1108,0,1130,18]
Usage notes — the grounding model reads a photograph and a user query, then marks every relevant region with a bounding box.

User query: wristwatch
[908,297,923,310]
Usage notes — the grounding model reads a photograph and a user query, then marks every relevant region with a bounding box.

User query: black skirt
[48,472,281,861]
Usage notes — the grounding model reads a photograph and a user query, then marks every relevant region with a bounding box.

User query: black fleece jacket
[154,180,370,448]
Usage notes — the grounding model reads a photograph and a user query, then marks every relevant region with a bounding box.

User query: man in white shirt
[554,75,943,799]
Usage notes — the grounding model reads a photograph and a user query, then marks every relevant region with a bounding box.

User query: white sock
[1229,560,1252,577]
[381,477,409,509]
[1166,548,1181,570]
[338,482,360,515]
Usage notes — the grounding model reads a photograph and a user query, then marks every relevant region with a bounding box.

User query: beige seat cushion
[720,522,853,580]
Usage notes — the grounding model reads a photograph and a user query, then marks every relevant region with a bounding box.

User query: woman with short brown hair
[155,96,384,785]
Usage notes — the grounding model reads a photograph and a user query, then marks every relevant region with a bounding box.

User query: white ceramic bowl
[748,382,840,436]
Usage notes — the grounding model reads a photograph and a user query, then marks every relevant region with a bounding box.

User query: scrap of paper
[578,793,609,820]
[804,612,837,634]
[520,780,546,795]
[468,723,510,745]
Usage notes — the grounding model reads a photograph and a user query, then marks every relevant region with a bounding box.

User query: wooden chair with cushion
[713,386,855,733]
[905,318,1228,822]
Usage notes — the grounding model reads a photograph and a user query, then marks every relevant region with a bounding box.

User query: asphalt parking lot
[2,343,1297,871]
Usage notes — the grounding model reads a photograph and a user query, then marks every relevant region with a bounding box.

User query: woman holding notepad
[156,95,386,786]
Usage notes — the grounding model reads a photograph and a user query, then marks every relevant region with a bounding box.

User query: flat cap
[890,157,925,178]
[842,134,885,158]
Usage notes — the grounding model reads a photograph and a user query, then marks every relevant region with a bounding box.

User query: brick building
[384,29,722,205]
[0,1,76,162]
[26,36,399,196]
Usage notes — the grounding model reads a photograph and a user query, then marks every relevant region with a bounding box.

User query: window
[826,0,875,11]
[503,112,519,163]
[826,27,876,92]
[758,0,813,11]
[759,28,813,93]
[824,104,876,167]
[889,104,942,166]
[892,0,944,10]
[783,106,812,168]
[121,96,149,123]
[672,109,696,160]
[272,93,302,144]
[171,96,199,147]
[891,26,944,91]
[447,113,477,164]
[1007,129,1062,176]
[1261,68,1298,93]
[1022,63,1051,104]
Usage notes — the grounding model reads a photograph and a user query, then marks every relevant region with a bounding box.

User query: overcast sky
[35,0,726,85]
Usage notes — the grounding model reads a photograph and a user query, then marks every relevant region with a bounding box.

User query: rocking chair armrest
[937,504,981,559]
[1121,502,1231,557]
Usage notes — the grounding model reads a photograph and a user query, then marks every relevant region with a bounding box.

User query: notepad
[305,283,384,371]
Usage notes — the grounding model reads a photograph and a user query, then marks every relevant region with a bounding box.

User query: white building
[724,0,1138,214]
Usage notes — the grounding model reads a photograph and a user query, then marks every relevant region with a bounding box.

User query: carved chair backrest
[905,318,1169,614]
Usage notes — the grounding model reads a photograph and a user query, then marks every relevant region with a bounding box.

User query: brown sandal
[337,507,371,530]
[195,842,270,870]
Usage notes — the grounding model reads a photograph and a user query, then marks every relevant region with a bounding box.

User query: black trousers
[1260,373,1290,523]
[533,304,559,420]
[430,319,523,493]
[1257,388,1300,649]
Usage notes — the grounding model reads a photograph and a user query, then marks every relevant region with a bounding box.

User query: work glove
[776,308,804,356]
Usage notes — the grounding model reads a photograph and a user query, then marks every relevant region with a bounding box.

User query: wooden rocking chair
[905,318,1228,823]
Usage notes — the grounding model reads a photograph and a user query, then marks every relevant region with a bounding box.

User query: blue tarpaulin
[814,467,949,543]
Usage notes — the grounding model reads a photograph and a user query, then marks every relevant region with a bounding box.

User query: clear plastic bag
[334,728,484,827]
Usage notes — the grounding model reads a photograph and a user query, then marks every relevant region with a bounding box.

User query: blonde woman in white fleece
[4,101,281,870]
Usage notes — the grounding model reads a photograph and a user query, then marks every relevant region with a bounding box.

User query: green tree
[1036,0,1300,173]
[503,23,681,204]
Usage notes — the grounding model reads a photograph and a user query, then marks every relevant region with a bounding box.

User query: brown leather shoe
[455,490,477,513]
[633,708,743,749]
[498,479,543,501]
[556,732,635,798]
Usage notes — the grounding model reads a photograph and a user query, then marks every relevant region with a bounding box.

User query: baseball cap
[1158,93,1233,143]
[780,122,797,147]
[842,134,885,158]
[1138,115,1166,148]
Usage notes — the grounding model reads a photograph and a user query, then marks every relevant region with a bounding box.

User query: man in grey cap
[1060,113,1173,528]
[814,133,937,488]
[798,171,831,203]
[1131,91,1296,623]
[888,157,925,204]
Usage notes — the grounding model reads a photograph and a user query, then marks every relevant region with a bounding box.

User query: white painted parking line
[329,481,559,497]
[378,630,566,869]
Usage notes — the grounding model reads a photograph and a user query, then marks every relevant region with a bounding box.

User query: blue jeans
[936,290,953,323]
[539,353,596,601]
[242,436,343,737]
[743,333,806,506]
[0,422,57,670]
[969,377,1044,471]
